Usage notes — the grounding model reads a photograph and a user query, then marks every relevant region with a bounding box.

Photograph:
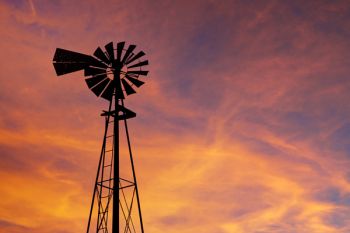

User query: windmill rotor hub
[120,64,128,75]
[106,67,115,80]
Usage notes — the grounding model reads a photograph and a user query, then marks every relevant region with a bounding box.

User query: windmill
[52,41,149,233]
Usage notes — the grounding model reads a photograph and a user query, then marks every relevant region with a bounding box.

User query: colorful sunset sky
[1,0,350,232]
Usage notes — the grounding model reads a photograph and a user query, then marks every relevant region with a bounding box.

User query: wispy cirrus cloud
[0,0,350,233]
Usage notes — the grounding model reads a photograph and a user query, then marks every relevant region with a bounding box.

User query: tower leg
[112,94,119,233]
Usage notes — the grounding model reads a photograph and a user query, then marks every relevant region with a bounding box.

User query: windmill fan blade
[116,42,125,62]
[94,47,110,64]
[127,70,149,76]
[125,75,144,87]
[121,45,136,63]
[127,60,149,69]
[84,66,106,76]
[101,79,115,101]
[105,42,114,61]
[125,51,145,65]
[85,75,107,88]
[91,78,110,97]
[121,79,136,95]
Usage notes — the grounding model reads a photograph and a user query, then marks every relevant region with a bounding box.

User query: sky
[0,0,350,232]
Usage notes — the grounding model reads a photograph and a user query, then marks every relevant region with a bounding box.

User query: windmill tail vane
[52,41,149,233]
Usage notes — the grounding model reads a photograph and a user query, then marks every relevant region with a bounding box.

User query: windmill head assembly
[52,41,149,233]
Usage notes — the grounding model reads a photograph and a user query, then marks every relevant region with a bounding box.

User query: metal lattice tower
[52,41,149,233]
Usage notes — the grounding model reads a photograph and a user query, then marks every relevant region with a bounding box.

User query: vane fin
[53,62,86,76]
[53,48,92,63]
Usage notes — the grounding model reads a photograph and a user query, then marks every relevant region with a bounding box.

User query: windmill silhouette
[52,41,149,233]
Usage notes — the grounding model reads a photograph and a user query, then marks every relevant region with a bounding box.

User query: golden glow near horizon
[0,0,350,232]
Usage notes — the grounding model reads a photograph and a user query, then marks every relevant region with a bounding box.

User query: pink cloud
[1,1,350,232]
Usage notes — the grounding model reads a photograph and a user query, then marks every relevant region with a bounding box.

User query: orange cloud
[1,0,350,232]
